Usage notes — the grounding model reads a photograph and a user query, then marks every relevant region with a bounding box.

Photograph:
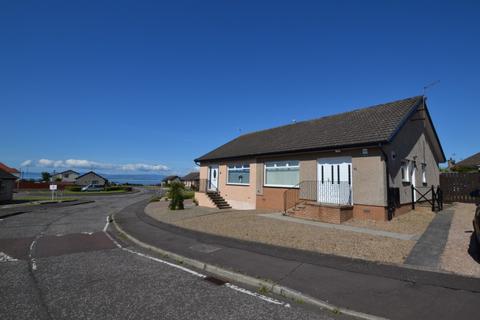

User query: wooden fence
[440,172,480,203]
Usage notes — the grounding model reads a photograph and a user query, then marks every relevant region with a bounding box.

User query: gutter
[379,143,394,220]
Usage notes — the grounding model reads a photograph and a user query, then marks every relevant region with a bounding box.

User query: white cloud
[33,158,169,172]
[20,160,32,167]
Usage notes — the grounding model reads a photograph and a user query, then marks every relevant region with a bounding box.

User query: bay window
[264,160,300,187]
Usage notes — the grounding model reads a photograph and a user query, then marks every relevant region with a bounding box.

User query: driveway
[0,190,346,319]
[146,201,433,264]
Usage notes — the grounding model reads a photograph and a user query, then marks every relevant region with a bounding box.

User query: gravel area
[146,203,417,264]
[440,203,480,277]
[344,207,435,235]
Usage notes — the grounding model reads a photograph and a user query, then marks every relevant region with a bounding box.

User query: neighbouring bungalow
[194,96,445,222]
[75,171,108,187]
[454,152,480,172]
[0,168,17,202]
[162,175,181,185]
[0,162,20,180]
[181,172,200,190]
[51,170,80,183]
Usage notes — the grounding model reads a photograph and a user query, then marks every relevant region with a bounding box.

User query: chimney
[447,158,456,169]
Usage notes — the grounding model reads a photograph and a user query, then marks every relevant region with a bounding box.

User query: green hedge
[105,186,132,192]
[65,186,82,192]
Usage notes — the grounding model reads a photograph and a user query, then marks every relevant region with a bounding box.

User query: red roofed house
[0,162,20,179]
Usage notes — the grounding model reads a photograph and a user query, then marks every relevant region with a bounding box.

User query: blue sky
[1,1,479,174]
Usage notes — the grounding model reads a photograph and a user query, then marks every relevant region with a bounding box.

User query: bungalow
[0,168,17,202]
[454,152,480,172]
[162,175,181,185]
[194,96,445,222]
[0,162,20,179]
[51,170,80,183]
[181,172,200,190]
[75,171,107,187]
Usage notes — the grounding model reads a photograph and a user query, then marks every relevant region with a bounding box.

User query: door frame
[208,165,219,191]
[317,156,353,205]
[411,161,417,202]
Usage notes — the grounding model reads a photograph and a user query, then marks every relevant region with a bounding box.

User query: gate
[440,172,480,203]
[411,185,443,212]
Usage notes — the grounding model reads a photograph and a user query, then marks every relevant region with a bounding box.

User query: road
[0,189,349,320]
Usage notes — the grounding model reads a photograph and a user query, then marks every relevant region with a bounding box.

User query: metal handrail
[283,180,352,214]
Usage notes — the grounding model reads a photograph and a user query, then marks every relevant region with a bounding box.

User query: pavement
[0,199,95,219]
[115,199,480,320]
[405,209,454,269]
[0,189,347,320]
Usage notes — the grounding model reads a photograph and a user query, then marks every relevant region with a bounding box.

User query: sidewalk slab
[114,199,480,320]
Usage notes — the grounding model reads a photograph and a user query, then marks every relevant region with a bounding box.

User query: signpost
[49,184,57,201]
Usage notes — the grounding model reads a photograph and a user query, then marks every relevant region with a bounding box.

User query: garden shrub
[168,181,185,210]
[66,186,82,192]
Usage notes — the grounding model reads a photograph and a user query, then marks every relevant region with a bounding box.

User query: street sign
[49,184,57,191]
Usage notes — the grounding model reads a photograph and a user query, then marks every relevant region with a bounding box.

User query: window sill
[226,183,250,186]
[264,184,299,189]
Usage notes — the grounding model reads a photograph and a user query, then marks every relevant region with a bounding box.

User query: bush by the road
[168,181,184,210]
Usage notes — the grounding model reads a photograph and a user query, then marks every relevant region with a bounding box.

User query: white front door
[208,166,219,191]
[317,157,352,205]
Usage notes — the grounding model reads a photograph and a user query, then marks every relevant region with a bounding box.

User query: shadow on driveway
[468,232,480,264]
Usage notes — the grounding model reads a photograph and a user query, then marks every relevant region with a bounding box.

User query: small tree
[168,181,185,210]
[41,172,51,182]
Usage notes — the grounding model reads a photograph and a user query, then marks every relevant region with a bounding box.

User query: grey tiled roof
[196,96,424,162]
[456,152,480,167]
[182,172,200,181]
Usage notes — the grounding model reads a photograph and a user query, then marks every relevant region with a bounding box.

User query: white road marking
[29,238,39,271]
[0,252,18,262]
[81,232,93,235]
[103,216,289,307]
[103,216,109,232]
[225,283,290,307]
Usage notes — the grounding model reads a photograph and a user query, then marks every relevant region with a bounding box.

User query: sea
[21,171,165,186]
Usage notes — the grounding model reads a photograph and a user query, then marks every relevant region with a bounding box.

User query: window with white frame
[401,160,410,183]
[421,163,427,184]
[264,160,300,187]
[227,164,250,185]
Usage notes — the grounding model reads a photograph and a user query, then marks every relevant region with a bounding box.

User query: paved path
[260,213,419,240]
[404,209,454,269]
[116,200,480,320]
[0,189,343,320]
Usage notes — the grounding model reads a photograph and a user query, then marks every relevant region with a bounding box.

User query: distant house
[0,162,20,180]
[162,175,180,185]
[75,171,108,186]
[51,170,80,183]
[194,96,445,222]
[454,152,480,172]
[0,168,17,202]
[181,172,200,190]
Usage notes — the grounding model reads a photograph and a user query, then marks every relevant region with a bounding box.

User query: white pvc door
[317,157,352,205]
[208,166,219,191]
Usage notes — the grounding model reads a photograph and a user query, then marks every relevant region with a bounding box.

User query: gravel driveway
[146,202,424,264]
[440,202,480,277]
